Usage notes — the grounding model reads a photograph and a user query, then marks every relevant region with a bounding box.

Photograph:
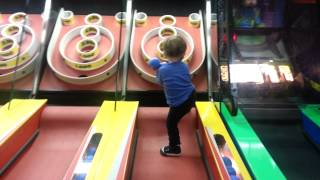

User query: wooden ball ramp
[1,100,252,180]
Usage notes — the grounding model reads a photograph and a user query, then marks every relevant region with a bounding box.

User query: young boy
[148,36,196,157]
[234,0,264,28]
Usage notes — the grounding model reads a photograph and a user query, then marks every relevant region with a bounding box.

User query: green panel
[299,104,320,127]
[221,104,286,180]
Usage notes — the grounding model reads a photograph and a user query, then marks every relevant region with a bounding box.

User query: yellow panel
[0,99,47,145]
[214,102,220,112]
[196,101,252,180]
[86,101,139,180]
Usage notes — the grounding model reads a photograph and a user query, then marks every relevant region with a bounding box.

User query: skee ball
[1,100,252,180]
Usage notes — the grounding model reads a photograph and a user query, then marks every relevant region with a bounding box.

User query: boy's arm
[148,58,161,70]
[148,58,163,85]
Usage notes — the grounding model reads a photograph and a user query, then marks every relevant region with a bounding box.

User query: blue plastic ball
[73,173,86,180]
[227,166,236,176]
[148,58,161,70]
[88,147,96,155]
[230,175,239,180]
[222,157,232,167]
[83,154,94,162]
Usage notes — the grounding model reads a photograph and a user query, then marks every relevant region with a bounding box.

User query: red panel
[1,106,99,180]
[0,106,44,171]
[39,15,125,91]
[128,16,207,92]
[211,26,218,60]
[132,107,208,180]
[0,14,43,90]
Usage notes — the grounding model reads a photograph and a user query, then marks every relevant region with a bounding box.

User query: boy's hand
[148,58,161,70]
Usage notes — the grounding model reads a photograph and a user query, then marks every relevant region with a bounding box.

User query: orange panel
[0,106,44,172]
[2,106,98,180]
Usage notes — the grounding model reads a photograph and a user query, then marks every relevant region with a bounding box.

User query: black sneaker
[160,145,181,157]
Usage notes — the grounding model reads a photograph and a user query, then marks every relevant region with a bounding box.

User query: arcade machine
[126,0,251,179]
[1,0,252,180]
[125,0,208,105]
[0,0,106,179]
[0,100,252,180]
[216,0,320,179]
[0,0,48,104]
[37,0,128,105]
[206,0,285,179]
[0,0,129,179]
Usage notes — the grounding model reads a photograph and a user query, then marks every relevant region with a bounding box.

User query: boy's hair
[163,36,187,60]
[214,134,226,149]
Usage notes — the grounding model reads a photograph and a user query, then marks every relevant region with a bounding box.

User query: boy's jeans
[166,90,196,147]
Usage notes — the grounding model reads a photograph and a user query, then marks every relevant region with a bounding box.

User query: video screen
[232,0,285,28]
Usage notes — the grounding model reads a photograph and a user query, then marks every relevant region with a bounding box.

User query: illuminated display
[224,64,293,83]
[259,64,279,83]
[229,64,264,83]
[278,65,294,81]
[232,0,285,28]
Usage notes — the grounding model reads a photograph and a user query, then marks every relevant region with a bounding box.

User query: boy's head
[244,0,258,7]
[163,35,187,61]
[214,134,226,150]
[243,0,257,7]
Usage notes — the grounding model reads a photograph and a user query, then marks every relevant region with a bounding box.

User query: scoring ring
[80,25,101,43]
[188,13,201,28]
[84,13,103,26]
[158,26,177,41]
[159,15,176,26]
[76,38,99,61]
[141,27,194,63]
[115,12,126,24]
[0,37,19,59]
[61,10,74,25]
[9,12,29,26]
[1,24,26,43]
[0,24,38,70]
[59,25,115,71]
[135,12,148,26]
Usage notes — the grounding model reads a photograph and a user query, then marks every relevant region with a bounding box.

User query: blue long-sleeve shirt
[154,60,195,107]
